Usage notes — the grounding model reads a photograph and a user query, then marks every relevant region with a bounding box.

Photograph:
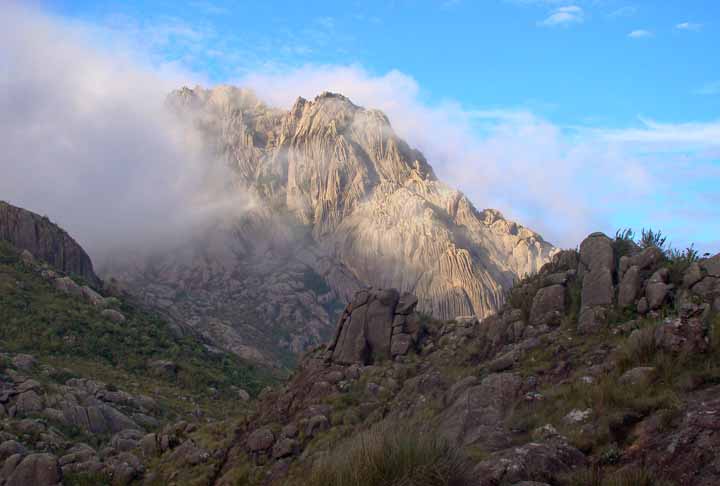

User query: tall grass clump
[300,422,472,486]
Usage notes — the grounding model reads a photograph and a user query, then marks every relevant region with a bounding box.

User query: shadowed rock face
[109,86,556,364]
[0,201,100,287]
[328,288,421,365]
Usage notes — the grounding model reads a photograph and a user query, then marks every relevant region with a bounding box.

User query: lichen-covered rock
[701,253,720,277]
[581,268,613,308]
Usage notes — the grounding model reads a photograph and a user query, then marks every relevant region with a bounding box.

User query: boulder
[529,285,565,327]
[80,286,104,306]
[390,333,412,357]
[619,246,664,277]
[247,428,275,452]
[579,233,614,276]
[617,265,641,308]
[272,438,299,459]
[473,437,587,485]
[14,390,43,415]
[683,262,703,288]
[619,367,656,386]
[396,292,419,314]
[581,268,614,308]
[100,309,126,323]
[0,441,26,461]
[646,268,672,310]
[331,288,420,365]
[53,276,82,297]
[4,453,61,486]
[305,415,330,438]
[701,253,720,277]
[440,373,523,451]
[577,307,607,334]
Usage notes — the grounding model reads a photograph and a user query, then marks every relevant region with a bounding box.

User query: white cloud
[238,65,720,249]
[2,3,718,255]
[538,5,585,27]
[0,4,249,261]
[628,29,653,38]
[675,22,702,31]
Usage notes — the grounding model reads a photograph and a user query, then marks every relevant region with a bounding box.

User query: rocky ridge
[0,201,100,288]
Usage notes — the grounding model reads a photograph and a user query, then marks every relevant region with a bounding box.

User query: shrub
[639,228,667,250]
[295,422,473,486]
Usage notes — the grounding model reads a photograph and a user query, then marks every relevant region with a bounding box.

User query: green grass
[0,240,274,401]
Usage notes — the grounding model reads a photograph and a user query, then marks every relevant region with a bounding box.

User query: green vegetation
[289,422,473,486]
[0,240,274,401]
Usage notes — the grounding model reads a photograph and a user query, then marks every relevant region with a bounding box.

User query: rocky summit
[106,86,555,365]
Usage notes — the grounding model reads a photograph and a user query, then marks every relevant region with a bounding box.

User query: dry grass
[291,421,473,486]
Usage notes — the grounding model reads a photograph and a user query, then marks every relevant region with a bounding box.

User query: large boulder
[619,246,664,278]
[645,268,672,310]
[529,285,565,327]
[701,253,720,277]
[329,288,419,365]
[579,233,614,276]
[581,267,613,308]
[3,453,61,486]
[618,265,641,308]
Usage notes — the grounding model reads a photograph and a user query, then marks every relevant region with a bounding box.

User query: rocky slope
[134,231,720,486]
[0,201,100,288]
[0,223,274,485]
[107,86,555,364]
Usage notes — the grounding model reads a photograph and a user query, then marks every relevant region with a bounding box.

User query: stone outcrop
[0,201,100,287]
[328,288,420,365]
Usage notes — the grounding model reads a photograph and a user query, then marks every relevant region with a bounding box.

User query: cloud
[2,3,718,258]
[0,3,249,261]
[237,65,720,250]
[675,22,702,31]
[695,81,720,96]
[628,29,653,38]
[538,5,585,27]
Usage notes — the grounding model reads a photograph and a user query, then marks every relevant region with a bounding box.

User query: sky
[3,0,719,254]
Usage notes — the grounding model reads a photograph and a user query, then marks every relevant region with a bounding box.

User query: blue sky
[10,1,720,251]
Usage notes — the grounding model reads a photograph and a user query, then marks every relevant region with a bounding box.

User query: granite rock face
[329,288,420,365]
[106,86,555,364]
[0,201,100,287]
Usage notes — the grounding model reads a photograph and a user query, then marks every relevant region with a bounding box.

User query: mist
[0,4,250,264]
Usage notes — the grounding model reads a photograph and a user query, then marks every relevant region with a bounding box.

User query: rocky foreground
[171,232,718,486]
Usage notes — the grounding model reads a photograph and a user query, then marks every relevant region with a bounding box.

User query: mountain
[105,86,555,365]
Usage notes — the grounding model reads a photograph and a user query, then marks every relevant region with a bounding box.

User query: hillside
[105,87,555,366]
[133,231,720,486]
[0,227,274,484]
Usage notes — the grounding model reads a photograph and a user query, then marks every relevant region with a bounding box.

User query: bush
[639,228,667,250]
[295,422,472,486]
